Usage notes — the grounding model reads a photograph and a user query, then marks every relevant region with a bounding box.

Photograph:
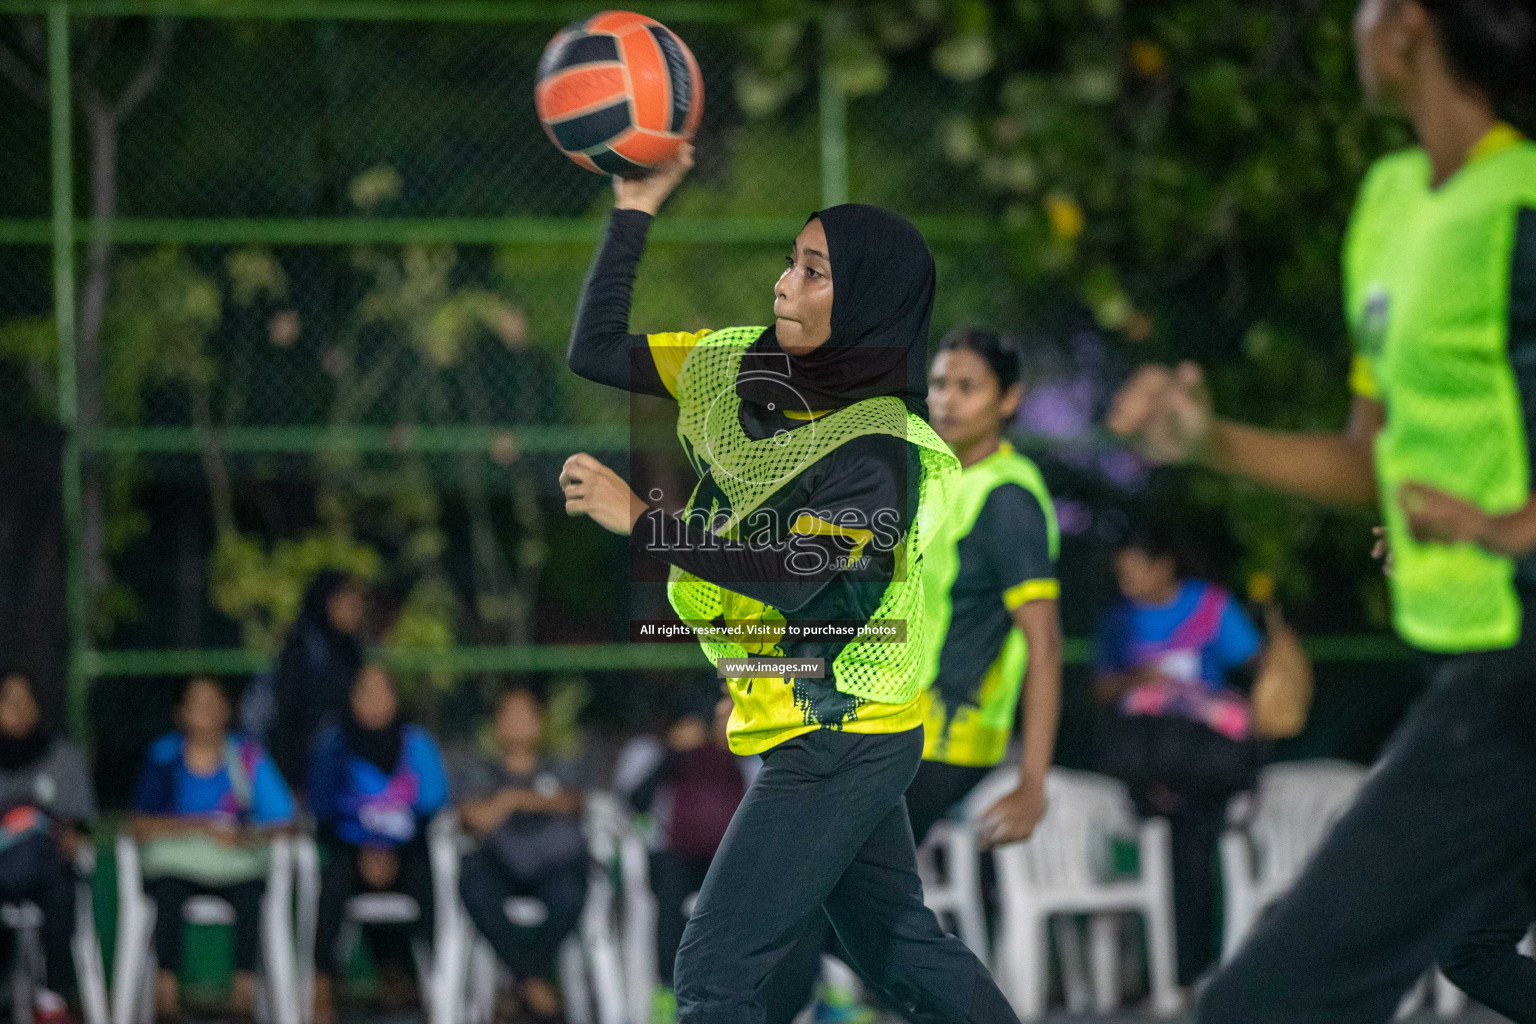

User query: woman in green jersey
[913,327,1062,850]
[559,146,1017,1024]
[1109,1,1536,1021]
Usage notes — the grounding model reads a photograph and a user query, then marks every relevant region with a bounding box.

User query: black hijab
[736,204,936,421]
[0,672,52,772]
[342,674,404,776]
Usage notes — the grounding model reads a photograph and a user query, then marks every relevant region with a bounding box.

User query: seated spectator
[0,670,96,1024]
[131,676,294,1022]
[629,696,766,1024]
[455,688,587,1024]
[308,664,447,1024]
[1093,522,1269,988]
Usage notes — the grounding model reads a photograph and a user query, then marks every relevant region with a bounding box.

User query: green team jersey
[916,441,1059,766]
[1347,125,1536,652]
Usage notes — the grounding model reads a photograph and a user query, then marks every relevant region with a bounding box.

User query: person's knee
[458,853,498,907]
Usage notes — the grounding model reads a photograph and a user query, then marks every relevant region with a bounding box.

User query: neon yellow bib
[663,327,959,704]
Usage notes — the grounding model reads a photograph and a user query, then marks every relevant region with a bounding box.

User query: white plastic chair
[293,814,457,1024]
[614,818,659,1024]
[2,847,109,1024]
[437,794,627,1024]
[111,833,298,1024]
[1219,759,1368,962]
[984,767,1180,1020]
[914,818,989,963]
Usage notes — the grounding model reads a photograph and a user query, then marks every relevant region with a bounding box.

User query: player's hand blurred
[1371,525,1393,576]
[1107,361,1213,464]
[560,452,648,535]
[976,781,1048,849]
[1400,482,1488,547]
[613,142,694,215]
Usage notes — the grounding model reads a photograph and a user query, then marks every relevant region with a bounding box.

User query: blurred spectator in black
[1093,522,1268,987]
[0,670,96,1024]
[455,688,587,1024]
[308,664,448,1024]
[269,571,366,791]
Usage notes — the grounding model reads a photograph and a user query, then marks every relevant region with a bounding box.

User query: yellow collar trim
[782,408,834,421]
[1469,122,1525,164]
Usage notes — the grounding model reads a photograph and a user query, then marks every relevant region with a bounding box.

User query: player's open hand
[1107,361,1213,464]
[977,781,1048,849]
[1400,482,1488,547]
[613,142,694,216]
[560,452,648,535]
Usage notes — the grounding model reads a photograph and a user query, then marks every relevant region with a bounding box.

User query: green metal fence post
[818,8,849,208]
[47,3,87,741]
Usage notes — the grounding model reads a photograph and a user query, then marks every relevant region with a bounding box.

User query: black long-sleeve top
[568,211,925,736]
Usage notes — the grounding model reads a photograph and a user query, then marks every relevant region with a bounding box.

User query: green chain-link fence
[0,0,1406,746]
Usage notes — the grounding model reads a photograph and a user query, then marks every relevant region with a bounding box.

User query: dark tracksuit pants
[145,876,264,972]
[458,847,586,980]
[673,726,1017,1024]
[315,838,434,978]
[1439,862,1536,1022]
[763,757,998,1024]
[1199,632,1536,1023]
[0,832,78,993]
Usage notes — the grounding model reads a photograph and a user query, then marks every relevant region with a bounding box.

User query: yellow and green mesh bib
[663,326,960,704]
[1352,140,1536,651]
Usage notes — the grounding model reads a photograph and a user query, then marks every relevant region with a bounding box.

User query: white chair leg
[1218,831,1255,964]
[946,826,989,964]
[1053,916,1089,1014]
[559,934,593,1024]
[1139,819,1182,1018]
[1090,913,1121,1014]
[112,899,154,1024]
[261,839,298,1024]
[582,878,626,1024]
[1433,968,1466,1018]
[1002,910,1047,1021]
[73,879,110,1024]
[292,838,319,1023]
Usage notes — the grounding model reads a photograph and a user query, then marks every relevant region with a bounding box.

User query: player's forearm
[1016,604,1061,786]
[1201,419,1378,508]
[1474,500,1536,559]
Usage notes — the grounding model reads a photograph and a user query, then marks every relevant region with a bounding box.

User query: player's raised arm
[566,146,697,398]
[1107,359,1381,509]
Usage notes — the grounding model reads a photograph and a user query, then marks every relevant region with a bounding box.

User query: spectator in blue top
[308,664,447,1024]
[1094,521,1269,988]
[131,676,294,1022]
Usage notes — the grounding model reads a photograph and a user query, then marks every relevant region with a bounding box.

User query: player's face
[1354,0,1414,106]
[0,675,39,740]
[350,665,398,730]
[928,348,1022,449]
[774,218,834,356]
